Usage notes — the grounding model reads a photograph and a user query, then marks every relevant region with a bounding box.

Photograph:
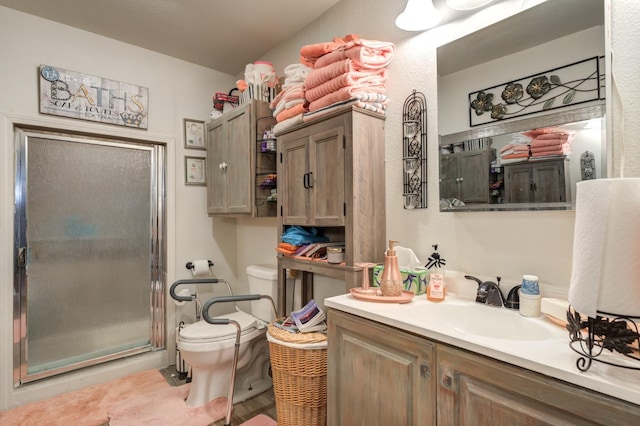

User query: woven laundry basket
[267,322,328,426]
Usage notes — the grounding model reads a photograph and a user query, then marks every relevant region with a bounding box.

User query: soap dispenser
[380,240,404,297]
[425,244,447,302]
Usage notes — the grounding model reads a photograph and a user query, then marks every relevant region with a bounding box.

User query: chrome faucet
[465,275,521,309]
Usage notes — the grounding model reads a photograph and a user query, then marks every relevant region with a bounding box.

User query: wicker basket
[267,322,328,426]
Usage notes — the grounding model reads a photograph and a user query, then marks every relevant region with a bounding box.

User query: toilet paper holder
[185,260,213,270]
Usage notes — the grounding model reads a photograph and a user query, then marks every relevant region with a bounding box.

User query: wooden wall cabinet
[205,100,276,216]
[439,149,495,203]
[275,107,386,314]
[328,310,640,426]
[503,158,570,203]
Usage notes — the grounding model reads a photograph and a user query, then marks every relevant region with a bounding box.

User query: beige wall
[261,0,639,292]
[0,5,241,409]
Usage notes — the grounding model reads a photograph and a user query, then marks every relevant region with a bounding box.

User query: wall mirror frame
[437,0,607,212]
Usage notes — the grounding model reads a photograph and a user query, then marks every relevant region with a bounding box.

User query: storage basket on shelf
[267,322,328,426]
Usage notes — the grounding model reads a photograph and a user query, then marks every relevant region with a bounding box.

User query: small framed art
[183,118,206,149]
[185,156,206,186]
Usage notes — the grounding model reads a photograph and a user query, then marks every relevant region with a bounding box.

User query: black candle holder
[567,307,640,372]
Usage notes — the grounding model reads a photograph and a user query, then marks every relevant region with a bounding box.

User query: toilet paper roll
[190,259,212,277]
[568,178,640,318]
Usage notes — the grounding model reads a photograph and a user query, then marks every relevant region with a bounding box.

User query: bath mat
[0,369,168,426]
[240,414,277,426]
[107,383,227,425]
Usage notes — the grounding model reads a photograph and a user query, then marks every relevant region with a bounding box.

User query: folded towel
[304,99,386,122]
[305,70,387,103]
[308,89,388,112]
[530,139,570,149]
[276,103,307,123]
[314,39,396,69]
[273,114,304,135]
[499,143,530,154]
[501,152,529,159]
[305,59,378,90]
[283,63,312,84]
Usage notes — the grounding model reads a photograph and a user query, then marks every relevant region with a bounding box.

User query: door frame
[0,113,175,399]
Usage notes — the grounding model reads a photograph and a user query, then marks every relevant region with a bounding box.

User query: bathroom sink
[407,299,553,341]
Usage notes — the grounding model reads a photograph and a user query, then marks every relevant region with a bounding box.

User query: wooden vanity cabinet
[327,309,437,426]
[503,157,570,203]
[437,344,640,426]
[327,310,640,426]
[275,107,386,314]
[205,100,276,216]
[439,148,495,203]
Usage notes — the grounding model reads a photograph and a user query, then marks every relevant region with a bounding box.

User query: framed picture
[185,156,206,186]
[183,118,206,149]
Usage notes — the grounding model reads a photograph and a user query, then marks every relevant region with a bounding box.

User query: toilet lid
[180,311,258,343]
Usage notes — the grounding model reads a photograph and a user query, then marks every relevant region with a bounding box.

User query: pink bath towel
[314,39,396,69]
[530,139,570,148]
[306,59,372,90]
[304,69,387,103]
[308,87,388,112]
[276,103,307,123]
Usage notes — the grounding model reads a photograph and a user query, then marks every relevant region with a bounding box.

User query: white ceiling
[0,0,342,75]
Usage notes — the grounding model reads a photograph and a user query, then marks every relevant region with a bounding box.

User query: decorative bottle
[380,240,404,297]
[426,244,447,302]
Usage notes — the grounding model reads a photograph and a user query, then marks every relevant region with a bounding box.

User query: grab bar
[202,294,277,325]
[169,278,231,303]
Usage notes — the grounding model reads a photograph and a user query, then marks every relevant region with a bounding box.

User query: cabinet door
[225,105,252,214]
[460,151,489,203]
[532,161,565,202]
[308,126,345,226]
[281,136,309,224]
[439,154,459,200]
[206,119,227,214]
[437,345,640,426]
[505,163,533,203]
[328,310,436,426]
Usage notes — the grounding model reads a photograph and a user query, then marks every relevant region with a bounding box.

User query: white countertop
[324,292,640,406]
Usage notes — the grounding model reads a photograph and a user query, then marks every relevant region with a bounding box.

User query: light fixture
[446,0,494,10]
[395,0,442,31]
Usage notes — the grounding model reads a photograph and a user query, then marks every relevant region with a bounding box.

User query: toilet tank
[246,264,278,322]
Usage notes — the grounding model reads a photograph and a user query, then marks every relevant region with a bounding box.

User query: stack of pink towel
[301,34,394,121]
[525,128,575,158]
[499,143,530,164]
[271,34,395,134]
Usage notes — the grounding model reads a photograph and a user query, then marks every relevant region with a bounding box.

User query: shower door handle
[18,247,26,268]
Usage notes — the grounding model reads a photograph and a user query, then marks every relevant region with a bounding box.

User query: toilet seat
[179,311,259,344]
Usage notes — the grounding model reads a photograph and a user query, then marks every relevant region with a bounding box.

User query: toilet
[177,264,278,407]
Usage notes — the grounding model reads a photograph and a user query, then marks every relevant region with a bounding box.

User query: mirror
[437,0,606,212]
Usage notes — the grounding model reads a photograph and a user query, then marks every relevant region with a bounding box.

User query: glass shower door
[14,131,165,384]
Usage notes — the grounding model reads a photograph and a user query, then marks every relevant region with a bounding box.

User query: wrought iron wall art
[469,56,605,127]
[402,90,427,209]
[567,309,640,372]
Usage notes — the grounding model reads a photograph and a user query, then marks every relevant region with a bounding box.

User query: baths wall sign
[38,64,149,129]
[468,56,604,127]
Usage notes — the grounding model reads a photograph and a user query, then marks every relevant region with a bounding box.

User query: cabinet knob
[420,363,431,380]
[440,367,454,390]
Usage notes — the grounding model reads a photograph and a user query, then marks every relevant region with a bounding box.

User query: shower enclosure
[13,128,165,385]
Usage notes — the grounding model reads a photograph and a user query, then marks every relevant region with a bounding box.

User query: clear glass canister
[326,247,345,264]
